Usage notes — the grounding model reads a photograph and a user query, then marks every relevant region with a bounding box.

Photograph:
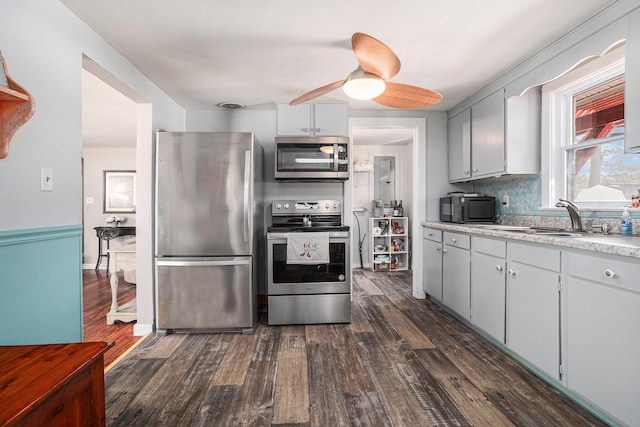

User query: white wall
[0,0,186,336]
[82,148,137,268]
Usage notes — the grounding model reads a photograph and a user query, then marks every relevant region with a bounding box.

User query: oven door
[267,233,350,295]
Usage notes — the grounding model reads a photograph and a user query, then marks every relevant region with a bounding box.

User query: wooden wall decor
[0,53,35,159]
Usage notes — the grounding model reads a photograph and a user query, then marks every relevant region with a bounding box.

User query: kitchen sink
[509,227,595,237]
[466,224,620,238]
[469,224,602,237]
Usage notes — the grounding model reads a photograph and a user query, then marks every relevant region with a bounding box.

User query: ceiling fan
[289,32,442,109]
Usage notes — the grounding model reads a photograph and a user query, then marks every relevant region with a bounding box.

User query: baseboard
[134,323,153,336]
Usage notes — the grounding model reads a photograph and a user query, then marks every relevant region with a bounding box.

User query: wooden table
[106,243,137,325]
[0,341,110,427]
[94,226,136,272]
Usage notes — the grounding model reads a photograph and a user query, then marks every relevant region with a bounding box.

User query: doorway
[80,55,151,362]
[347,117,427,300]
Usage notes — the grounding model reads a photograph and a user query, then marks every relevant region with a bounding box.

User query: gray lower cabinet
[442,232,471,320]
[506,242,560,381]
[470,236,506,343]
[425,224,640,424]
[564,251,640,426]
[423,228,443,301]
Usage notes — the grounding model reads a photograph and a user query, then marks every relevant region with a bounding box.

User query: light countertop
[421,221,640,259]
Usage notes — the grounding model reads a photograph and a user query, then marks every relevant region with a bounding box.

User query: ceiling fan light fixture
[343,69,386,100]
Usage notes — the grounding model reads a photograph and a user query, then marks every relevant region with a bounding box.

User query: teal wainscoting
[0,225,83,345]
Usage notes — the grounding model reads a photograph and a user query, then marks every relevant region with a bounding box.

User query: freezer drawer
[156,257,255,333]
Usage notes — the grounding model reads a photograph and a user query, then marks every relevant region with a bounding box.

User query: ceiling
[71,0,615,147]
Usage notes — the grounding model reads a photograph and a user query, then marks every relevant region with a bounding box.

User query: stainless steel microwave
[440,195,496,223]
[275,136,349,180]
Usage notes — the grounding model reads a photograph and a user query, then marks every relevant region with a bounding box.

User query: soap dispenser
[621,207,633,235]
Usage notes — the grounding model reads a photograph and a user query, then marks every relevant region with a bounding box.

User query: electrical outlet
[41,167,53,191]
[502,194,509,208]
[86,197,94,204]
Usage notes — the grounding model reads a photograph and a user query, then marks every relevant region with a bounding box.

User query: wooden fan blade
[289,80,346,106]
[352,32,401,80]
[373,82,442,109]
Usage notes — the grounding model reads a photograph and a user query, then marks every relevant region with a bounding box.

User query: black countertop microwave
[275,136,349,180]
[440,195,496,223]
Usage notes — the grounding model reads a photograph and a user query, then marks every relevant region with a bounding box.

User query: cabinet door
[472,90,505,177]
[276,103,312,135]
[506,261,559,380]
[442,245,470,319]
[565,252,640,426]
[447,109,471,182]
[625,8,640,153]
[314,104,348,136]
[471,252,506,342]
[423,238,443,301]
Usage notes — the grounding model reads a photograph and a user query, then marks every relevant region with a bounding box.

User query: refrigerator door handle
[156,258,251,267]
[243,150,251,243]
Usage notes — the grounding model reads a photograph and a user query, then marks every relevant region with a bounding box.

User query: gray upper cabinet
[447,87,541,183]
[447,109,471,181]
[276,103,348,136]
[471,90,505,178]
[625,8,640,153]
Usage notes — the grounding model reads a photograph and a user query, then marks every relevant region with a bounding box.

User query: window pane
[573,75,624,145]
[569,140,640,201]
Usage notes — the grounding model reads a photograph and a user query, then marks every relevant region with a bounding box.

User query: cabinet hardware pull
[496,265,503,271]
[508,269,516,276]
[604,269,616,278]
[451,238,457,243]
[464,170,470,175]
[435,248,442,252]
[301,127,309,132]
[442,249,448,254]
[472,168,478,172]
[315,128,323,132]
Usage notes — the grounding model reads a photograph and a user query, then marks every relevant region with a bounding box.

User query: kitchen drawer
[472,236,506,258]
[566,251,640,294]
[423,227,442,242]
[443,231,470,250]
[509,242,559,272]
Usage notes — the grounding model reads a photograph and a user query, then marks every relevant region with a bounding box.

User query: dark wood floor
[83,269,143,367]
[104,269,606,426]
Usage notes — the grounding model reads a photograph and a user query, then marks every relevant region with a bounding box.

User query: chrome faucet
[555,199,583,231]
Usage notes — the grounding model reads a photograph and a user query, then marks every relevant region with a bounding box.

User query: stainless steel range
[267,200,350,325]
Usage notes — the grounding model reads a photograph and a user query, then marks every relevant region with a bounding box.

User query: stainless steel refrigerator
[154,131,263,334]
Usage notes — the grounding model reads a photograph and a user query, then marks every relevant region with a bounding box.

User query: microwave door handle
[243,150,251,243]
[333,144,338,172]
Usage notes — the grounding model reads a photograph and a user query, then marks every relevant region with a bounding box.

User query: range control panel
[271,200,342,215]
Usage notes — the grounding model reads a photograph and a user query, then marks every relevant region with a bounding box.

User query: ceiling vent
[217,102,246,110]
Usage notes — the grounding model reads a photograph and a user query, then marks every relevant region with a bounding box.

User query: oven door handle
[243,150,251,243]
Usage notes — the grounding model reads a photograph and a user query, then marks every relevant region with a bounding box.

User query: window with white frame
[542,44,640,210]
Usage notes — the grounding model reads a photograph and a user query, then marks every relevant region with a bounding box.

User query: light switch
[86,197,94,204]
[41,167,53,191]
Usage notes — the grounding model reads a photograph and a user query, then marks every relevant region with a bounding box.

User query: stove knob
[275,203,282,209]
[284,203,290,209]
[325,203,330,209]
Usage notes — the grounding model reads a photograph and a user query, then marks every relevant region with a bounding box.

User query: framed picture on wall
[104,170,136,213]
